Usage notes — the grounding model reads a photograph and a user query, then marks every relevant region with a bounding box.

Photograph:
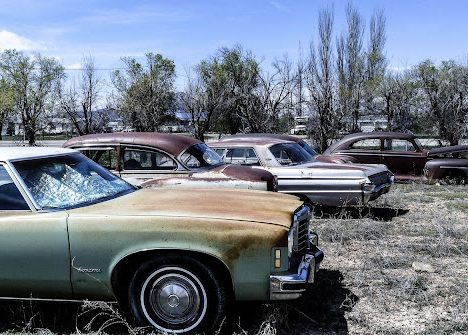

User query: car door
[120,146,186,185]
[0,163,72,298]
[336,138,383,164]
[382,139,427,176]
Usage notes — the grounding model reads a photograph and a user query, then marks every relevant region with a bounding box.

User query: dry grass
[0,184,467,334]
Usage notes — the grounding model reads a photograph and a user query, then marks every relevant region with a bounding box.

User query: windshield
[179,143,224,170]
[269,143,314,165]
[298,140,318,156]
[13,153,135,210]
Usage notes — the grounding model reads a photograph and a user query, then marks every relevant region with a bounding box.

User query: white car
[209,137,394,206]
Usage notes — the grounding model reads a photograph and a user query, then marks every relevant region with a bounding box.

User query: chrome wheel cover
[140,266,207,333]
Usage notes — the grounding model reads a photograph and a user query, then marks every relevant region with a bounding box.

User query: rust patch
[212,164,275,183]
[68,188,301,228]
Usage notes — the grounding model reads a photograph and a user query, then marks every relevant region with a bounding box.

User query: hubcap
[149,273,201,325]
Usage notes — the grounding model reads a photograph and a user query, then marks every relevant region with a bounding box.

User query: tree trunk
[26,126,35,146]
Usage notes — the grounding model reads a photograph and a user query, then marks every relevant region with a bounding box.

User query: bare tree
[257,55,294,132]
[364,9,387,114]
[293,43,307,118]
[379,71,418,131]
[336,4,365,132]
[306,7,341,152]
[0,50,64,145]
[416,60,468,145]
[58,56,104,135]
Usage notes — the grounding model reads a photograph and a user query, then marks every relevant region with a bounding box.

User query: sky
[0,0,467,91]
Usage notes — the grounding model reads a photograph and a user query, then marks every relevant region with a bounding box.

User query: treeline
[0,5,467,148]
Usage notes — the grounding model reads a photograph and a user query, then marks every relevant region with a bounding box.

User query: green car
[0,147,323,334]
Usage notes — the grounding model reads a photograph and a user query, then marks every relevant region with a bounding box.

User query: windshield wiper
[40,205,62,211]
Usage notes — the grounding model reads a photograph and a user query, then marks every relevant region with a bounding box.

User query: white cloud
[81,6,191,25]
[269,1,290,13]
[0,30,46,51]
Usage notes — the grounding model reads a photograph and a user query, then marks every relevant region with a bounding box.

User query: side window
[245,148,260,166]
[350,139,381,151]
[123,149,177,171]
[81,149,117,170]
[384,139,416,152]
[0,165,29,210]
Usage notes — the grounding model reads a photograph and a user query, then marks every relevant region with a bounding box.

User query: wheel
[128,255,227,334]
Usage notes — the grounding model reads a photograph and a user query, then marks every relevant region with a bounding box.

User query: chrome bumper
[270,242,324,300]
[363,175,395,203]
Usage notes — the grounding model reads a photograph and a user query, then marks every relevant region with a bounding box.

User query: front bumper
[269,244,324,300]
[363,175,395,203]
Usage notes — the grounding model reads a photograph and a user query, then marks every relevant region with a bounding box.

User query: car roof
[325,131,417,153]
[209,137,295,147]
[63,132,202,156]
[0,147,77,162]
[341,131,416,141]
[220,133,304,143]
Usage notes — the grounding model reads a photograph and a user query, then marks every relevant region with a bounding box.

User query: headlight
[268,175,279,192]
[362,178,375,192]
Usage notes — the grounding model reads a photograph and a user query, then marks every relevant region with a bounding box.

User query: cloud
[81,5,191,25]
[0,30,46,51]
[269,1,290,13]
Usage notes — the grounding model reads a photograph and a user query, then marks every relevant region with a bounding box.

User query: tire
[128,255,227,334]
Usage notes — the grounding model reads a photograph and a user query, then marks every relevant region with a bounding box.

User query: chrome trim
[0,296,117,303]
[3,162,38,211]
[270,250,322,300]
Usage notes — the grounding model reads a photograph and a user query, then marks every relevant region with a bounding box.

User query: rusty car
[63,132,277,191]
[0,147,323,334]
[220,133,356,163]
[209,137,394,206]
[323,132,468,183]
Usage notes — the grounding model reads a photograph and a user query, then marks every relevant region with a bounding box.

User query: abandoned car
[220,133,356,163]
[63,132,277,191]
[323,132,468,183]
[0,147,323,334]
[209,138,394,206]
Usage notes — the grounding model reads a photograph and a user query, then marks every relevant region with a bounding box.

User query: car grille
[292,205,311,254]
[369,171,392,185]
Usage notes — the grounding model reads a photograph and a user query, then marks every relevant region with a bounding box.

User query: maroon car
[63,132,278,191]
[324,132,468,183]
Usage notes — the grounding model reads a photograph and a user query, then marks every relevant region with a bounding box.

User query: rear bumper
[269,244,324,300]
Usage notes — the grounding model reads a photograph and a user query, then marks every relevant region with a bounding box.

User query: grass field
[0,184,466,334]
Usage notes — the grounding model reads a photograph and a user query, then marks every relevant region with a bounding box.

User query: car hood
[66,188,302,228]
[428,145,468,156]
[199,164,274,182]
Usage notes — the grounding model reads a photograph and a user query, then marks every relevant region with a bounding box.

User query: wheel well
[110,249,234,311]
